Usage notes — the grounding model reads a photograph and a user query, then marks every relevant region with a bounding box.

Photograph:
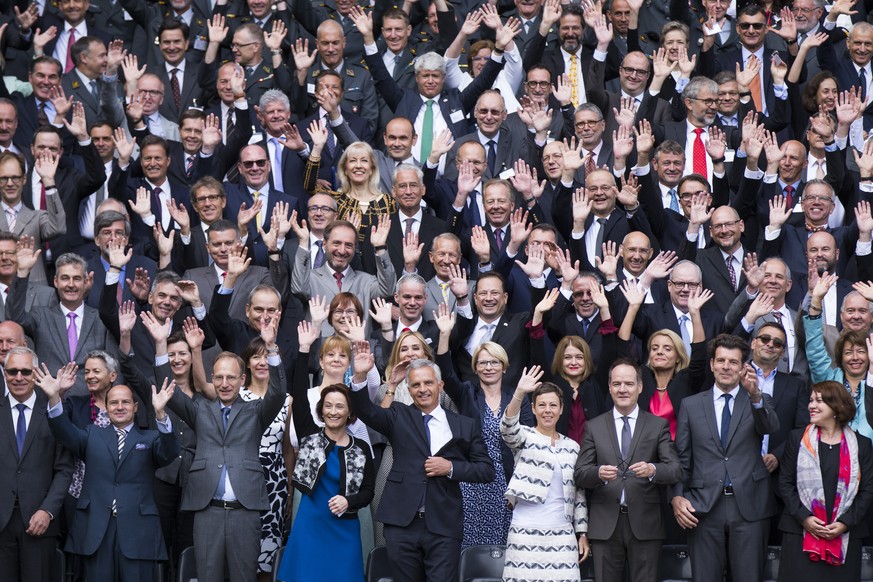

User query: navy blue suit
[223,181,304,266]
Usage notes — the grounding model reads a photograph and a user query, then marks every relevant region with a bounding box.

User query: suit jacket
[375,149,419,194]
[297,108,373,186]
[521,30,621,91]
[0,196,66,285]
[84,255,157,310]
[60,71,125,130]
[0,391,74,537]
[675,388,779,520]
[291,60,380,137]
[167,363,286,511]
[117,0,210,69]
[152,59,205,122]
[182,264,271,319]
[386,212,446,282]
[819,27,873,130]
[677,244,748,314]
[8,275,115,396]
[0,281,57,321]
[576,409,682,540]
[363,49,504,138]
[223,182,304,266]
[350,386,494,539]
[48,413,178,559]
[453,308,539,389]
[763,372,809,459]
[442,127,537,182]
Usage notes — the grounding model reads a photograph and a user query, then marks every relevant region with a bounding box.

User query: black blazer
[381,212,446,282]
[766,372,810,460]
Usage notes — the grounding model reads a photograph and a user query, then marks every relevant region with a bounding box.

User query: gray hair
[150,271,181,294]
[842,290,873,312]
[415,52,446,75]
[574,102,603,121]
[259,89,290,113]
[406,358,442,382]
[247,283,281,305]
[764,256,792,285]
[93,211,131,239]
[85,349,119,376]
[803,178,835,200]
[394,163,423,183]
[55,253,87,273]
[5,346,37,368]
[683,77,718,100]
[670,260,703,282]
[395,273,427,294]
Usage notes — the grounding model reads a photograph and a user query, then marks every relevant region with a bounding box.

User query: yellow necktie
[439,282,451,303]
[252,191,262,230]
[569,53,579,108]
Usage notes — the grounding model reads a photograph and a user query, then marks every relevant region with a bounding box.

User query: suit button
[724,457,728,461]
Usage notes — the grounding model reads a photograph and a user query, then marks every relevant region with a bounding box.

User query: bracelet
[109,264,124,271]
[711,157,726,164]
[524,197,535,205]
[512,394,523,402]
[373,245,388,251]
[492,48,505,54]
[786,39,797,45]
[385,390,395,396]
[808,304,822,312]
[271,50,282,55]
[738,91,752,97]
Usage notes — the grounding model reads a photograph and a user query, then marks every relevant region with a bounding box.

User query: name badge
[724,149,735,163]
[194,35,208,51]
[450,110,464,124]
[307,83,316,95]
[499,168,515,180]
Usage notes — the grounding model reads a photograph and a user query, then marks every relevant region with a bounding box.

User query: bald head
[620,231,653,276]
[0,321,27,364]
[710,206,743,253]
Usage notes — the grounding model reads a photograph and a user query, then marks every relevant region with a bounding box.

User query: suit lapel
[53,311,73,360]
[75,310,98,361]
[0,398,19,461]
[435,410,461,455]
[628,412,647,460]
[100,425,119,466]
[725,389,749,448]
[704,390,722,450]
[20,396,48,460]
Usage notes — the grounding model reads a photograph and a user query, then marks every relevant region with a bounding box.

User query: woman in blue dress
[277,321,375,582]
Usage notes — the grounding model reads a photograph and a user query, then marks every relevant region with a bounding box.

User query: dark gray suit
[167,362,286,582]
[674,388,779,582]
[0,282,57,321]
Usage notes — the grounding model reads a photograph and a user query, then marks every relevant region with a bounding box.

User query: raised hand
[370,213,391,248]
[107,240,133,269]
[225,243,252,280]
[456,160,481,197]
[140,310,171,343]
[515,244,545,279]
[176,280,202,308]
[402,231,424,269]
[686,287,713,314]
[207,14,229,44]
[291,38,316,71]
[617,173,640,209]
[688,192,713,227]
[854,137,873,178]
[742,253,765,290]
[746,291,775,322]
[182,317,205,351]
[33,151,59,184]
[309,295,330,326]
[572,187,592,231]
[434,302,456,333]
[612,124,634,160]
[127,267,151,302]
[634,119,654,158]
[470,226,491,263]
[297,320,321,351]
[165,198,190,233]
[644,250,678,280]
[857,200,873,236]
[428,129,455,165]
[236,199,263,231]
[556,248,580,285]
[706,126,727,161]
[768,195,792,229]
[508,208,532,250]
[448,264,469,299]
[112,127,135,164]
[516,365,545,393]
[811,271,838,301]
[534,287,560,315]
[62,101,88,142]
[264,19,287,51]
[128,186,152,219]
[369,297,394,329]
[612,96,637,130]
[595,240,619,280]
[552,74,571,106]
[735,56,761,92]
[118,300,137,335]
[589,282,609,312]
[201,114,222,153]
[619,278,645,306]
[151,378,176,418]
[351,339,375,379]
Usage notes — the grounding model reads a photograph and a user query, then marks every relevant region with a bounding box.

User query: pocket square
[135,443,149,450]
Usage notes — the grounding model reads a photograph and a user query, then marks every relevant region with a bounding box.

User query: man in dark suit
[290,0,367,62]
[45,378,178,582]
[8,251,116,396]
[166,343,286,582]
[253,89,311,201]
[376,117,420,194]
[42,0,114,74]
[380,273,440,350]
[118,0,210,69]
[61,36,126,130]
[350,354,494,582]
[0,347,74,582]
[502,0,556,58]
[150,20,205,121]
[386,164,446,281]
[0,234,57,321]
[570,103,615,186]
[175,177,225,271]
[355,6,507,162]
[672,334,779,582]
[547,271,609,362]
[0,58,64,151]
[576,357,682,582]
[223,143,304,266]
[372,7,418,91]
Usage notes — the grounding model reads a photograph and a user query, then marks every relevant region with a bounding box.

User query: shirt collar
[1,201,22,214]
[166,60,186,75]
[741,45,765,62]
[7,389,37,409]
[422,404,447,424]
[145,177,168,191]
[712,385,741,402]
[612,405,639,421]
[65,21,86,35]
[60,302,85,320]
[399,207,424,223]
[75,68,95,86]
[751,361,777,381]
[478,130,499,145]
[719,246,744,265]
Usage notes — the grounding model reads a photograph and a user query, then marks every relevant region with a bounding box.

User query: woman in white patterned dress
[239,337,297,581]
[501,366,589,582]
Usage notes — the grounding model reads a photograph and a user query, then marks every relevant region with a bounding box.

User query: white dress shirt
[8,390,36,439]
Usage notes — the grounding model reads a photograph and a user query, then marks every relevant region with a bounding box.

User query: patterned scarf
[797,424,860,565]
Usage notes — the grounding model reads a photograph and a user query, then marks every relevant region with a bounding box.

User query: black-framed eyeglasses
[240,159,268,169]
[686,97,718,107]
[756,334,786,349]
[6,368,33,377]
[308,205,337,214]
[620,65,649,77]
[0,176,23,184]
[738,22,766,30]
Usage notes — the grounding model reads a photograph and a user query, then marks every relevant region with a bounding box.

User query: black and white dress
[239,390,295,574]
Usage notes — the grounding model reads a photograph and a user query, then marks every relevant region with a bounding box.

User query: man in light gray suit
[61,37,126,130]
[291,218,396,334]
[672,334,779,582]
[0,233,57,321]
[182,220,274,320]
[423,233,473,321]
[7,251,116,397]
[166,340,286,582]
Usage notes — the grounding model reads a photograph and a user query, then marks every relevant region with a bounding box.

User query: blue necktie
[215,407,231,499]
[314,240,326,269]
[15,403,26,456]
[721,394,732,487]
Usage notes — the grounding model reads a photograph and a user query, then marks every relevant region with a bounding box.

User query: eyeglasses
[803,194,833,203]
[687,97,718,107]
[620,65,649,77]
[308,205,337,214]
[575,120,602,128]
[679,189,708,200]
[240,159,268,169]
[738,22,766,30]
[213,374,240,383]
[194,194,224,204]
[6,368,33,377]
[334,309,359,317]
[230,41,259,49]
[476,108,504,116]
[525,80,551,89]
[710,219,742,231]
[0,176,23,184]
[756,334,786,349]
[138,89,162,97]
[476,360,503,369]
[669,280,700,289]
[471,56,491,63]
[792,6,819,13]
[0,251,15,258]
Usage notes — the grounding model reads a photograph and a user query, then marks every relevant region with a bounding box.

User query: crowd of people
[3,0,873,580]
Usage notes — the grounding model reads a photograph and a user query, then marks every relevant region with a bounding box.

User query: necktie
[324,114,336,158]
[494,228,503,253]
[725,255,737,291]
[799,32,807,46]
[186,155,195,179]
[5,208,16,232]
[860,67,868,103]
[748,57,763,111]
[692,128,707,179]
[215,407,231,499]
[67,312,78,361]
[314,240,326,268]
[89,80,98,103]
[668,188,680,213]
[585,151,596,176]
[37,101,49,126]
[470,190,483,227]
[483,323,496,342]
[815,159,825,181]
[678,314,691,355]
[226,108,235,140]
[334,271,344,291]
[420,100,435,162]
[270,138,284,192]
[569,53,579,107]
[404,218,415,237]
[252,191,262,230]
[439,281,451,303]
[620,416,631,460]
[582,318,589,336]
[523,20,531,36]
[594,217,607,260]
[170,68,182,110]
[720,393,732,449]
[220,271,227,284]
[39,182,46,211]
[116,427,126,459]
[402,326,411,333]
[15,403,26,457]
[783,184,795,209]
[152,187,164,229]
[486,139,496,175]
[65,28,76,73]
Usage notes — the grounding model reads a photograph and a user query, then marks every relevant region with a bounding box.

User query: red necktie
[783,185,795,210]
[692,128,707,179]
[40,183,46,210]
[334,272,343,291]
[402,327,411,333]
[65,28,76,73]
[585,152,596,176]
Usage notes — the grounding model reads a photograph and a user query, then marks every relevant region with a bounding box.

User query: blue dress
[461,408,511,547]
[277,445,364,582]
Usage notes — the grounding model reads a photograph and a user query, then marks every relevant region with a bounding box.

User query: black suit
[296,109,373,186]
[764,372,809,460]
[152,59,205,122]
[385,212,446,282]
[84,254,157,310]
[677,244,749,314]
[223,181,304,267]
[349,384,494,582]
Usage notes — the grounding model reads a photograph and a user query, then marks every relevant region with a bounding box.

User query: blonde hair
[471,341,509,371]
[319,335,352,361]
[338,142,384,197]
[386,331,434,378]
[647,329,689,373]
